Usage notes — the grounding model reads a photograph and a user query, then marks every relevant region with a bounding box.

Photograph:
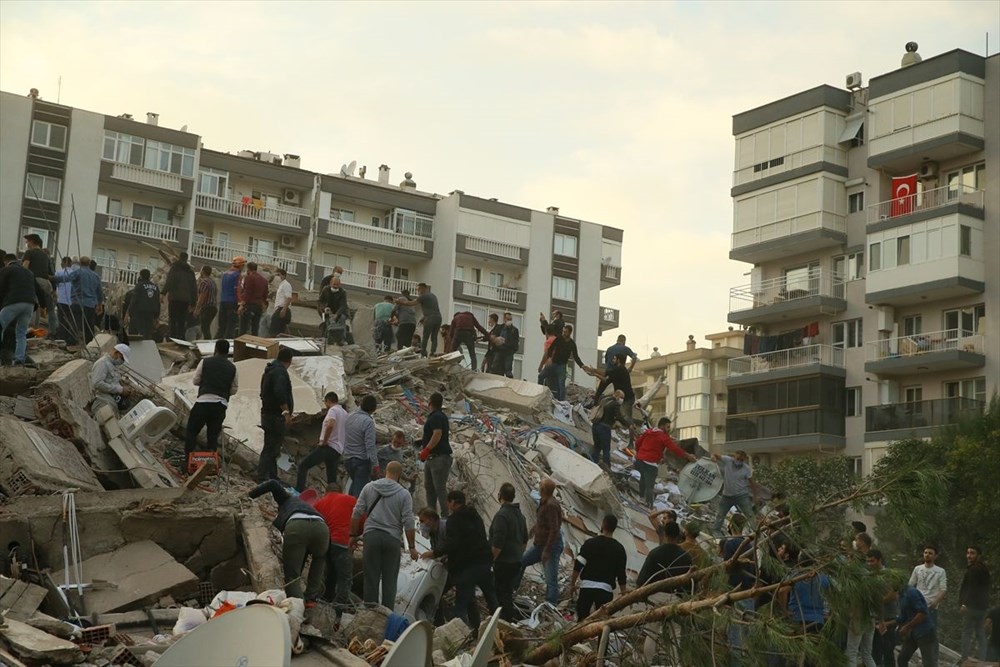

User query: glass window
[103,131,144,165]
[31,120,67,151]
[960,225,972,256]
[834,252,865,281]
[845,387,862,417]
[944,377,986,403]
[832,319,863,349]
[132,203,172,224]
[904,386,923,403]
[946,163,986,198]
[553,233,578,258]
[848,191,864,214]
[144,140,195,176]
[678,394,708,411]
[869,242,881,271]
[198,168,228,196]
[784,262,818,295]
[331,208,355,223]
[392,209,433,238]
[897,236,910,266]
[943,305,984,337]
[25,173,62,203]
[551,276,576,301]
[680,362,709,380]
[903,315,922,337]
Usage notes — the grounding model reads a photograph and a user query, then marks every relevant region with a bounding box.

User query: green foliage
[754,456,859,510]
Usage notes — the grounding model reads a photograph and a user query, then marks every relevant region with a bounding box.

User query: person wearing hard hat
[90,343,133,414]
[216,256,245,339]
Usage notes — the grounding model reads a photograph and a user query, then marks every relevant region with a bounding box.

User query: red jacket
[635,428,687,465]
[237,271,269,308]
[313,492,357,547]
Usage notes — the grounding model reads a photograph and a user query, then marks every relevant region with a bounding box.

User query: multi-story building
[631,329,745,452]
[0,91,623,381]
[724,46,998,474]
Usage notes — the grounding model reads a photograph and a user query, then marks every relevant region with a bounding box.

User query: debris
[0,575,48,620]
[78,540,199,614]
[0,416,103,495]
[94,404,178,489]
[343,605,393,645]
[0,618,84,665]
[433,617,472,656]
[463,374,551,414]
[239,508,285,592]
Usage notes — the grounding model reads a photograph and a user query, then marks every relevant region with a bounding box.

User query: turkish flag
[890,174,918,217]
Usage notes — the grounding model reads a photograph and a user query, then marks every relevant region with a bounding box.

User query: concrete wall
[523,209,555,379]
[981,55,999,397]
[576,220,604,370]
[59,107,104,258]
[0,91,31,251]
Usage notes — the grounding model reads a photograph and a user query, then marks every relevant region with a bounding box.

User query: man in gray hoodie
[350,461,417,608]
[489,482,529,621]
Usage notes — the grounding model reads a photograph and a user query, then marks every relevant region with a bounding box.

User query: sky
[1,1,997,354]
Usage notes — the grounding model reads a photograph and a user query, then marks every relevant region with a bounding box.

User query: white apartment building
[0,91,624,380]
[724,46,998,475]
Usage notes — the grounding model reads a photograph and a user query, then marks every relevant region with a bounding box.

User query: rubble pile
[0,324,718,667]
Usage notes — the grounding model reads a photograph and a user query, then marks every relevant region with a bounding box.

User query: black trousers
[167,300,190,340]
[453,562,498,631]
[269,308,290,336]
[129,311,156,340]
[199,305,217,339]
[453,329,478,369]
[258,411,285,482]
[576,587,613,621]
[396,322,416,350]
[185,402,227,454]
[296,447,340,492]
[217,302,237,338]
[239,303,263,337]
[71,304,97,344]
[491,349,514,377]
[422,316,442,356]
[494,560,522,622]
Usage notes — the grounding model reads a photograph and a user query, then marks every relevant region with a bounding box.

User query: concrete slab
[240,509,285,592]
[126,339,164,383]
[79,540,199,614]
[463,375,551,414]
[94,405,178,489]
[0,575,48,620]
[36,358,94,406]
[0,416,103,496]
[0,618,83,665]
[535,434,616,511]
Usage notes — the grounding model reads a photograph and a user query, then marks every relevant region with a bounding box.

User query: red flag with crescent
[890,174,918,217]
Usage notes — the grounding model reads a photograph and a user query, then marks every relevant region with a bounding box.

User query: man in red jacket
[634,417,695,506]
[313,482,357,611]
[236,262,269,336]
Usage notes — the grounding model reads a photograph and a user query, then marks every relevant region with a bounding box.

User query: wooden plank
[0,576,48,620]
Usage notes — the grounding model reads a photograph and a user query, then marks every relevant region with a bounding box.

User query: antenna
[340,160,357,177]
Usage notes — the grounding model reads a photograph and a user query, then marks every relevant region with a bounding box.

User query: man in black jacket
[427,490,499,630]
[489,482,528,621]
[492,311,520,378]
[571,515,627,620]
[185,339,237,457]
[0,253,45,367]
[161,252,197,340]
[248,479,328,601]
[960,545,992,661]
[259,347,295,482]
[541,324,589,401]
[124,269,161,339]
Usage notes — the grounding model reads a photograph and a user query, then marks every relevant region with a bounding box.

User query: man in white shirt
[269,268,294,336]
[909,544,947,663]
[185,338,238,457]
[296,391,348,492]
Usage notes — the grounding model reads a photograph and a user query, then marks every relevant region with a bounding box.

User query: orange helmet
[232,256,247,267]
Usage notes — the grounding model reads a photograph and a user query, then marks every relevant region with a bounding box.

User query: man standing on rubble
[493,311,520,378]
[541,324,588,401]
[593,353,638,426]
[296,392,347,492]
[193,265,217,340]
[268,268,293,337]
[539,309,564,338]
[421,392,452,518]
[522,478,564,605]
[603,334,639,373]
[216,256,245,339]
[259,347,295,482]
[482,313,501,372]
[710,450,758,537]
[638,521,692,586]
[237,262,268,337]
[185,338,237,458]
[393,288,417,351]
[490,482,529,621]
[447,310,489,370]
[351,460,418,608]
[319,276,350,345]
[343,394,380,497]
[0,252,46,367]
[161,252,197,340]
[54,256,76,343]
[373,295,395,353]
[908,544,947,664]
[635,417,696,507]
[123,269,160,340]
[396,283,442,356]
[90,343,133,413]
[21,234,56,336]
[590,389,630,468]
[53,254,103,344]
[571,514,627,620]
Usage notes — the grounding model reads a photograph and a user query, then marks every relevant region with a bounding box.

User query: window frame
[551,276,576,301]
[25,173,62,203]
[31,120,68,151]
[144,140,195,177]
[553,233,578,258]
[832,319,863,349]
[847,191,864,214]
[869,242,881,271]
[845,386,862,418]
[103,131,144,166]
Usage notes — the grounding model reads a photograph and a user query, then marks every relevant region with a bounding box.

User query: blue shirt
[722,536,756,589]
[788,572,830,625]
[422,409,451,456]
[220,269,241,304]
[56,266,76,305]
[897,586,935,639]
[604,343,637,369]
[55,266,103,308]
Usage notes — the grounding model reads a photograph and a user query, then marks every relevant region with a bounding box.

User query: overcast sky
[1,1,996,354]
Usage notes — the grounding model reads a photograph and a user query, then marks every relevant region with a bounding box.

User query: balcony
[95,213,185,245]
[195,193,309,232]
[733,144,847,190]
[728,268,845,326]
[599,306,620,334]
[728,344,845,383]
[456,234,528,265]
[865,397,984,442]
[190,237,307,280]
[730,212,847,264]
[601,262,622,289]
[313,266,419,297]
[101,161,185,194]
[453,280,528,309]
[867,183,984,227]
[94,258,159,286]
[864,329,985,376]
[326,217,432,256]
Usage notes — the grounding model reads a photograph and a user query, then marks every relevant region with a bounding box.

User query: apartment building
[724,46,998,475]
[0,91,624,381]
[631,329,745,453]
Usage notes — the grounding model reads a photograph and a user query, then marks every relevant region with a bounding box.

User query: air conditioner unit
[845,72,863,90]
[918,162,938,179]
[283,189,300,205]
[174,203,185,217]
[279,234,295,248]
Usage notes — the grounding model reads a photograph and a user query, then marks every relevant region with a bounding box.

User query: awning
[839,114,864,143]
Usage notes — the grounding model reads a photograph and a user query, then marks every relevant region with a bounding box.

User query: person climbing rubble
[90,343,132,414]
[420,391,452,518]
[343,394,380,497]
[259,347,295,482]
[571,514,627,621]
[185,338,237,458]
[296,391,347,492]
[522,477,564,605]
[490,482,529,621]
[634,417,696,506]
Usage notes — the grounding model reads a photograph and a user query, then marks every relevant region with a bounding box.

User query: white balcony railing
[109,162,183,192]
[866,329,984,363]
[104,214,181,243]
[728,344,845,377]
[602,263,622,281]
[866,183,985,224]
[94,258,160,285]
[732,212,846,250]
[464,235,523,261]
[729,268,844,313]
[196,193,307,228]
[733,144,848,188]
[333,268,419,295]
[328,218,428,253]
[190,237,305,273]
[457,280,524,306]
[600,307,620,325]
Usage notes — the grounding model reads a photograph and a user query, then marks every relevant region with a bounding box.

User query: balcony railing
[94,258,159,285]
[600,307,620,327]
[602,263,622,281]
[732,212,846,249]
[867,183,984,224]
[866,397,984,433]
[728,344,845,377]
[104,215,181,243]
[729,268,844,313]
[196,193,307,228]
[190,237,306,273]
[866,328,984,363]
[457,280,525,306]
[733,144,847,188]
[109,162,183,192]
[464,235,522,261]
[328,218,428,253]
[333,268,419,295]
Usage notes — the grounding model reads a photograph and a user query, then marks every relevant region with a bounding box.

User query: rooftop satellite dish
[179,124,188,132]
[340,160,357,177]
[155,604,291,667]
[677,457,724,504]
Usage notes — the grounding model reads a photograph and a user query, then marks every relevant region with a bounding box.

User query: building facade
[0,91,623,380]
[724,47,998,474]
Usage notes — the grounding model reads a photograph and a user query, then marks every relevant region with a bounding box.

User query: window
[960,225,972,256]
[896,236,910,266]
[382,265,410,281]
[198,168,228,196]
[31,120,67,151]
[784,262,818,295]
[103,131,144,165]
[848,191,864,214]
[869,242,881,271]
[943,305,984,337]
[96,195,123,216]
[833,252,864,281]
[678,394,709,412]
[371,216,382,227]
[25,173,61,203]
[322,252,351,271]
[946,163,985,198]
[551,276,576,301]
[845,387,862,417]
[849,457,863,477]
[250,237,275,256]
[904,386,923,404]
[487,272,504,288]
[217,231,230,246]
[392,209,433,237]
[678,426,709,443]
[944,377,986,403]
[903,315,922,337]
[132,203,172,225]
[553,233,578,258]
[680,362,709,380]
[144,140,195,177]
[331,208,355,223]
[832,319,863,349]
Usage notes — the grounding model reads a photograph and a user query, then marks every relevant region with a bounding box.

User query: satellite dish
[382,620,433,667]
[340,160,357,177]
[470,607,503,667]
[677,457,724,504]
[179,124,188,132]
[155,604,291,667]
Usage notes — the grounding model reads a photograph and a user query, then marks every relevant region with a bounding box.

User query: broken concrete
[0,575,48,620]
[240,507,285,593]
[0,416,103,496]
[463,374,551,414]
[95,404,178,489]
[79,540,199,614]
[36,357,94,406]
[0,618,83,665]
[342,605,392,645]
[433,617,472,656]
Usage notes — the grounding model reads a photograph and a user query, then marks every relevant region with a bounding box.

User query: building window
[896,236,910,266]
[903,386,923,404]
[678,394,709,412]
[144,140,195,177]
[944,377,985,403]
[331,208,355,223]
[680,362,709,380]
[848,192,864,214]
[132,203,172,225]
[382,265,410,282]
[849,457,863,477]
[249,237,275,257]
[943,305,984,337]
[197,168,228,196]
[869,242,881,271]
[833,252,864,281]
[31,120,67,151]
[845,387,862,417]
[322,253,351,271]
[24,173,62,203]
[832,319,863,349]
[103,131,144,165]
[551,276,576,301]
[553,233,578,258]
[960,225,972,256]
[903,315,922,337]
[946,162,985,198]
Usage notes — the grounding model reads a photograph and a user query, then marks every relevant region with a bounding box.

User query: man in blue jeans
[521,478,563,605]
[711,450,758,537]
[540,324,588,401]
[0,253,45,367]
[343,394,380,497]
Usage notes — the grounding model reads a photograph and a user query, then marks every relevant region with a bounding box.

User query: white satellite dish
[382,620,433,667]
[470,607,503,667]
[340,160,357,177]
[677,457,724,504]
[155,604,291,667]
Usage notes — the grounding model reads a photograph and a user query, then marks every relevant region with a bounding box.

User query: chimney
[146,112,159,126]
[686,335,696,351]
[901,42,922,68]
[400,171,416,189]
[546,206,559,215]
[359,165,367,179]
[283,154,301,169]
[378,164,390,185]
